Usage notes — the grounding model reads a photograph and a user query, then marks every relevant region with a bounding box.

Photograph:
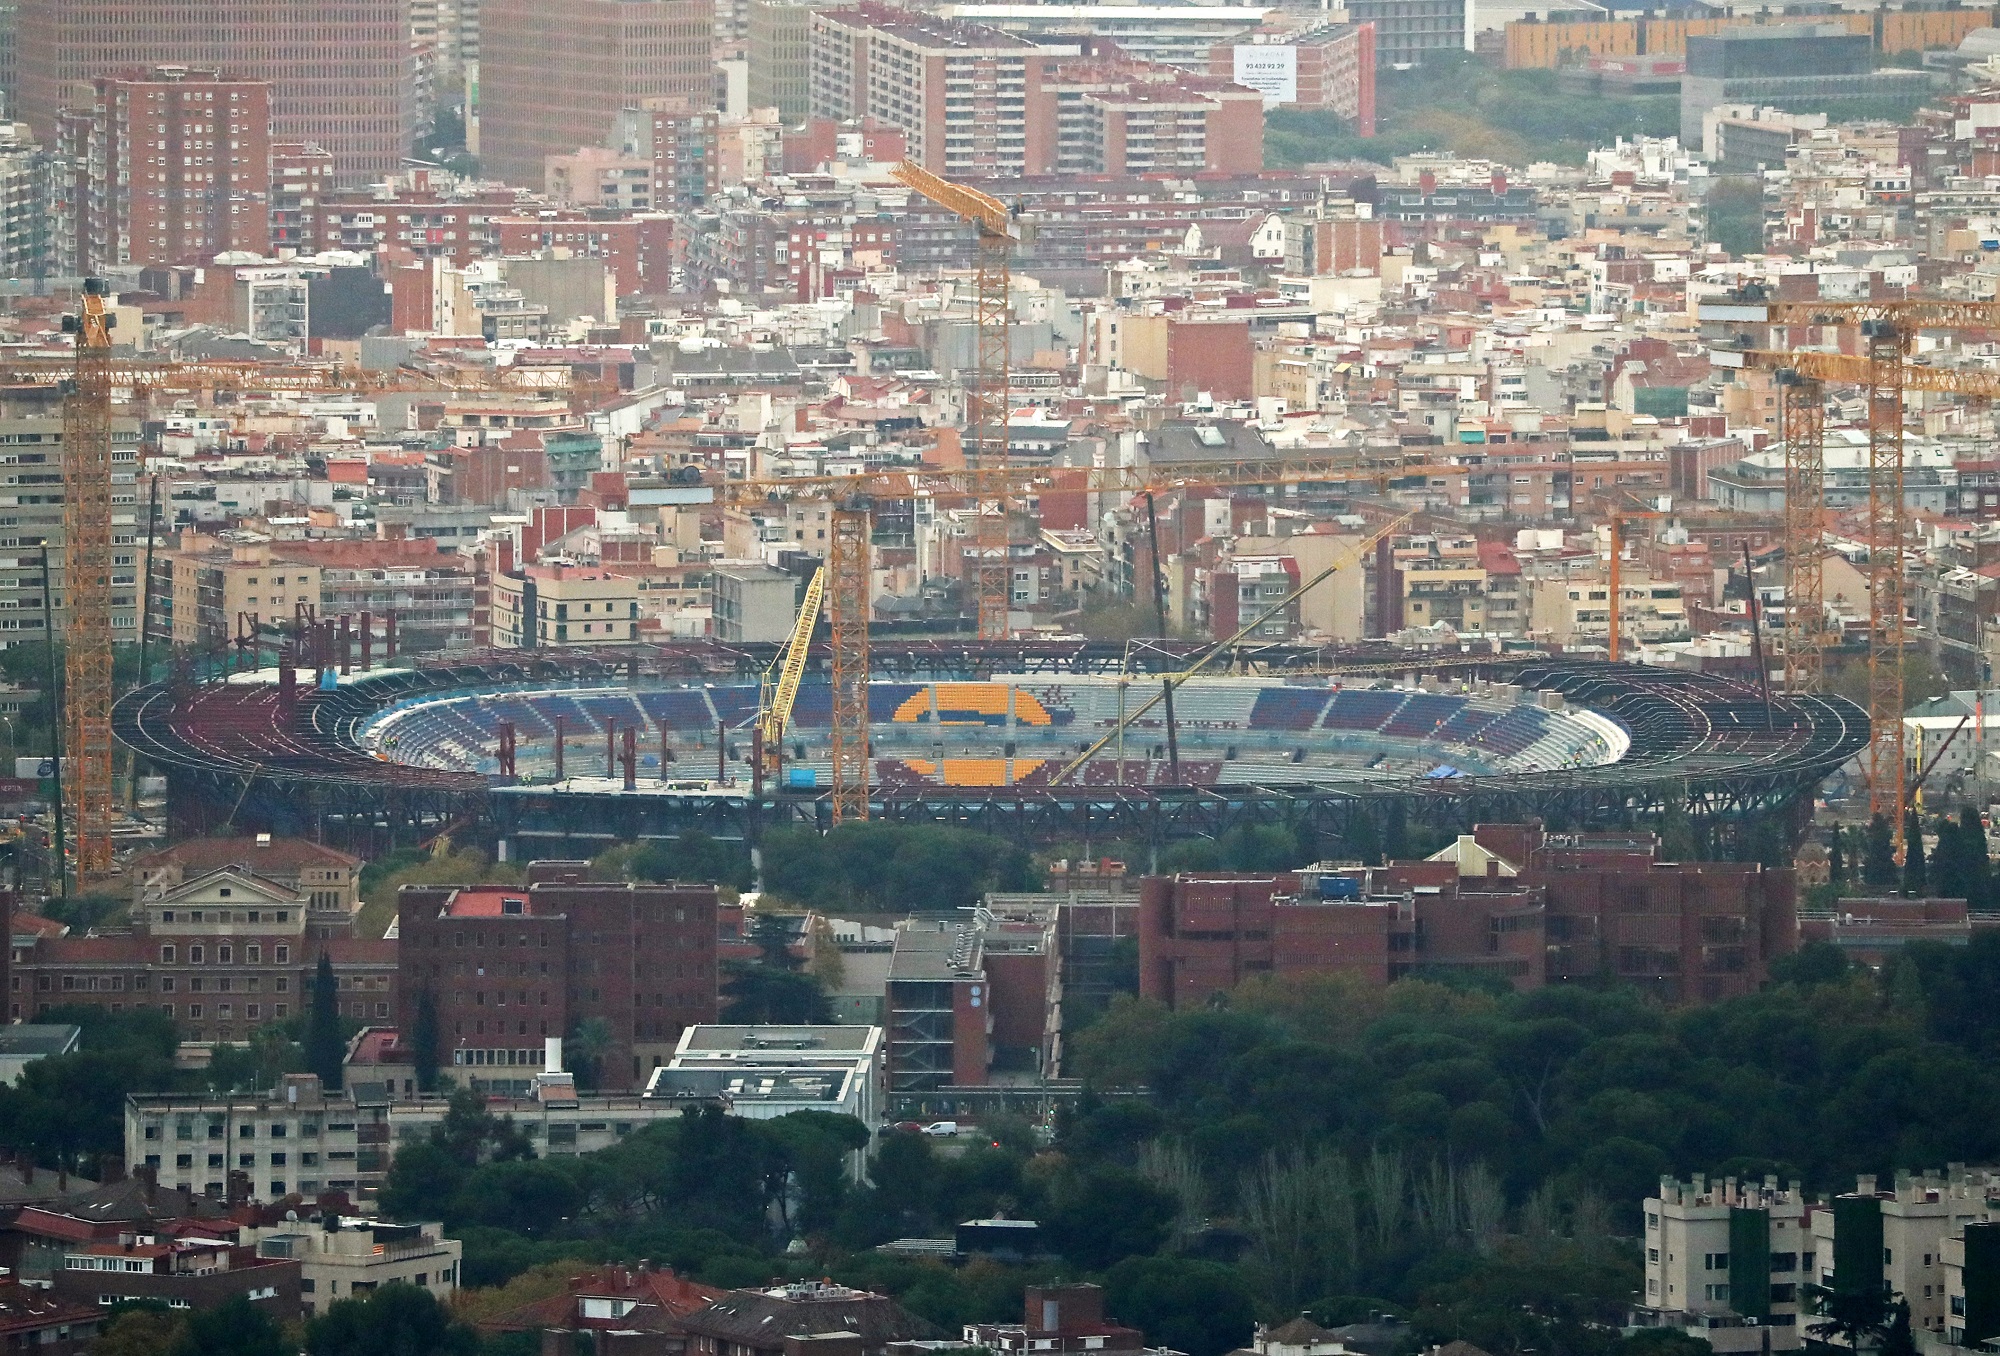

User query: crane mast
[62,279,116,885]
[890,160,1018,642]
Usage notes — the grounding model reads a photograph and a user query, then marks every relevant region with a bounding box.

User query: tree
[1864,815,1897,891]
[1046,1166,1176,1268]
[411,988,440,1095]
[1769,941,1849,987]
[721,963,833,1024]
[1705,176,1765,257]
[566,1017,614,1092]
[167,1295,288,1356]
[305,952,345,1090]
[93,1304,187,1356]
[1102,1257,1256,1356]
[305,1281,480,1356]
[1829,826,1847,886]
[1959,807,1990,910]
[1904,811,1928,896]
[453,1158,584,1237]
[377,1140,467,1222]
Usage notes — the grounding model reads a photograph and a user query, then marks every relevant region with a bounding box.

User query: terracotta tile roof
[131,836,360,878]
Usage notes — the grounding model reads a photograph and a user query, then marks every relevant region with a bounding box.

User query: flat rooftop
[887,919,986,983]
[676,1025,881,1054]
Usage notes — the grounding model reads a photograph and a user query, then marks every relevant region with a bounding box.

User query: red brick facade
[395,864,719,1091]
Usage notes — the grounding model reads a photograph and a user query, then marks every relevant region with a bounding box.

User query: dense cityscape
[2,0,2000,1353]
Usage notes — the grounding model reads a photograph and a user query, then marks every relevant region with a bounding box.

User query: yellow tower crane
[758,565,826,786]
[60,280,116,886]
[890,160,1021,643]
[1702,295,2000,860]
[1606,505,1665,665]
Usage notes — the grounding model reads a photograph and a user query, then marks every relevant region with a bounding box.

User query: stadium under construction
[112,640,1869,860]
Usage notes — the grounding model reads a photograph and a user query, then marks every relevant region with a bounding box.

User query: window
[189,946,204,964]
[276,947,290,964]
[1705,1254,1730,1271]
[1705,1285,1730,1302]
[1771,1253,1798,1273]
[160,945,176,964]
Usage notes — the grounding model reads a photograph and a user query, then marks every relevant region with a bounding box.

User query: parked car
[921,1121,960,1137]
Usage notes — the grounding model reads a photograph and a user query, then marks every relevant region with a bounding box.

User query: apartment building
[1208,20,1377,132]
[165,535,322,648]
[490,564,642,648]
[1529,573,1688,649]
[55,68,272,273]
[1636,1174,1813,1353]
[1387,534,1490,635]
[269,144,335,254]
[156,533,478,656]
[477,0,714,187]
[16,0,411,185]
[126,1074,392,1204]
[612,99,723,210]
[244,1217,461,1316]
[1810,1171,2000,1345]
[1339,0,1463,68]
[712,565,801,643]
[0,393,144,648]
[1210,555,1302,639]
[947,4,1267,69]
[748,0,814,122]
[395,864,721,1090]
[1045,58,1263,176]
[0,123,48,279]
[810,6,1065,178]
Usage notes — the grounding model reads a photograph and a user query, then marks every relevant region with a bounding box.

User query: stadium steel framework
[114,642,1868,858]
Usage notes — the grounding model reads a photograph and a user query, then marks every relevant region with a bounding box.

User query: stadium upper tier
[352,676,1622,789]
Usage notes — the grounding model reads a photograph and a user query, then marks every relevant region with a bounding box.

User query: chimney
[20,1157,32,1185]
[136,1163,157,1206]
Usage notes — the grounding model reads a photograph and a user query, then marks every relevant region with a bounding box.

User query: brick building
[810,8,1262,178]
[966,1284,1149,1356]
[11,860,396,1039]
[478,0,715,187]
[270,144,336,254]
[16,0,411,185]
[55,67,272,274]
[882,909,1052,1097]
[811,6,1064,179]
[1137,822,1797,1007]
[613,100,723,210]
[395,863,720,1091]
[1208,20,1377,135]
